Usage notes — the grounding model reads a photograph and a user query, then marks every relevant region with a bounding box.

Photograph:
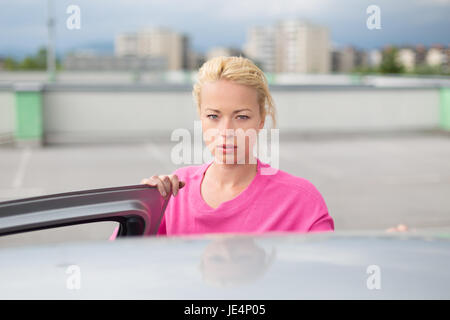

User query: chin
[213,153,252,165]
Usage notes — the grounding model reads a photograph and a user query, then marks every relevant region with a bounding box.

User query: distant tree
[19,47,47,70]
[352,65,379,75]
[20,57,39,69]
[2,47,62,71]
[3,57,19,70]
[379,47,404,74]
[35,47,47,68]
[413,64,449,76]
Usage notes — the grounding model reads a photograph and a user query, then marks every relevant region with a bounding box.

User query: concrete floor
[1,132,450,247]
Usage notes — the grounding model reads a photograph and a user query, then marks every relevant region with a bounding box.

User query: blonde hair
[192,56,277,128]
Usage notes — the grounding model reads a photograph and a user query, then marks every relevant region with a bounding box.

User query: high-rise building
[243,26,277,73]
[368,49,382,68]
[244,20,330,73]
[115,27,190,71]
[331,47,367,73]
[63,53,167,71]
[115,33,138,57]
[187,49,205,70]
[205,47,245,61]
[414,44,427,66]
[275,20,330,73]
[426,45,446,67]
[398,48,416,72]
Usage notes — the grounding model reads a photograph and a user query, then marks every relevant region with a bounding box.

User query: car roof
[1,230,449,299]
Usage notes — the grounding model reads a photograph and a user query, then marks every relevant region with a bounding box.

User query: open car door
[0,185,169,239]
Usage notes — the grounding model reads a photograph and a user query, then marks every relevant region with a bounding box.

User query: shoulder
[170,162,208,180]
[261,162,323,199]
[258,161,333,232]
[259,161,327,210]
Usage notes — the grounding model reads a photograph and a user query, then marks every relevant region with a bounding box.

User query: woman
[142,56,334,236]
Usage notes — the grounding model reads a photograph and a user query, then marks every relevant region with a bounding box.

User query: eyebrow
[204,108,253,113]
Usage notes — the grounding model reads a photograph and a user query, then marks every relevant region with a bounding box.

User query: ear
[258,118,265,130]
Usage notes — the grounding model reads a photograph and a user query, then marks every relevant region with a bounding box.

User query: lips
[217,144,238,154]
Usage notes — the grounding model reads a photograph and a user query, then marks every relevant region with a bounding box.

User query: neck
[207,158,258,189]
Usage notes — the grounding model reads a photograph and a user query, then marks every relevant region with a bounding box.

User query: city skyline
[0,0,449,59]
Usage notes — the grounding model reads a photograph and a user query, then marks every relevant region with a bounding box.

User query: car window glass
[0,221,120,249]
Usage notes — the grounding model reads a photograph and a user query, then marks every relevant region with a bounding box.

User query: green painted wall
[440,88,450,131]
[15,91,43,140]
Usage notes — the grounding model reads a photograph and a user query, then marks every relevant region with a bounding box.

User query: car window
[0,221,120,249]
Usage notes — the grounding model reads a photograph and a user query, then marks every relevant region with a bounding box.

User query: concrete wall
[0,82,447,146]
[2,71,450,86]
[0,88,15,143]
[273,88,440,132]
[43,88,198,143]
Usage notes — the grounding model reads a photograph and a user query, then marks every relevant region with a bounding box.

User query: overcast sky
[0,0,449,58]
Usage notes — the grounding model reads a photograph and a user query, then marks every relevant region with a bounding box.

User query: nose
[218,117,236,140]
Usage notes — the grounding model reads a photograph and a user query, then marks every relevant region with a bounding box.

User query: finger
[141,176,157,186]
[150,176,167,197]
[159,175,172,197]
[169,174,180,196]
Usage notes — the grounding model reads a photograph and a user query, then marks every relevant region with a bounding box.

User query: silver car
[0,185,449,299]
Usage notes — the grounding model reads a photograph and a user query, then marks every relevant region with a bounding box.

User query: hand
[385,224,410,233]
[140,174,185,198]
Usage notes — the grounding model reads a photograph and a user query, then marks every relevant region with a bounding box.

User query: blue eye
[207,114,218,120]
[237,115,249,120]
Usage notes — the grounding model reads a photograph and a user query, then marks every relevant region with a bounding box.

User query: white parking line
[12,147,32,188]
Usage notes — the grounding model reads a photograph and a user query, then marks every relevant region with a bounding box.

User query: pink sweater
[154,158,334,236]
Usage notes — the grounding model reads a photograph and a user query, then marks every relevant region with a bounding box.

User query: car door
[0,184,169,240]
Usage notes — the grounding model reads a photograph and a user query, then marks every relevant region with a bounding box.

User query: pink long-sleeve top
[154,157,334,236]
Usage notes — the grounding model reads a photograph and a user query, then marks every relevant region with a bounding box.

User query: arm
[156,213,167,236]
[302,184,334,233]
[109,225,119,241]
[308,210,335,232]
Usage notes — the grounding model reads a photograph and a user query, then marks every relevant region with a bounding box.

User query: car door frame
[0,185,169,238]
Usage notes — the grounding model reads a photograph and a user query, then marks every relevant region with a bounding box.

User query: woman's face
[200,79,265,164]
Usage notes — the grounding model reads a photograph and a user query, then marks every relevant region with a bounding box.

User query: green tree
[19,47,47,70]
[379,47,404,74]
[2,47,63,71]
[3,57,19,70]
[35,47,47,68]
